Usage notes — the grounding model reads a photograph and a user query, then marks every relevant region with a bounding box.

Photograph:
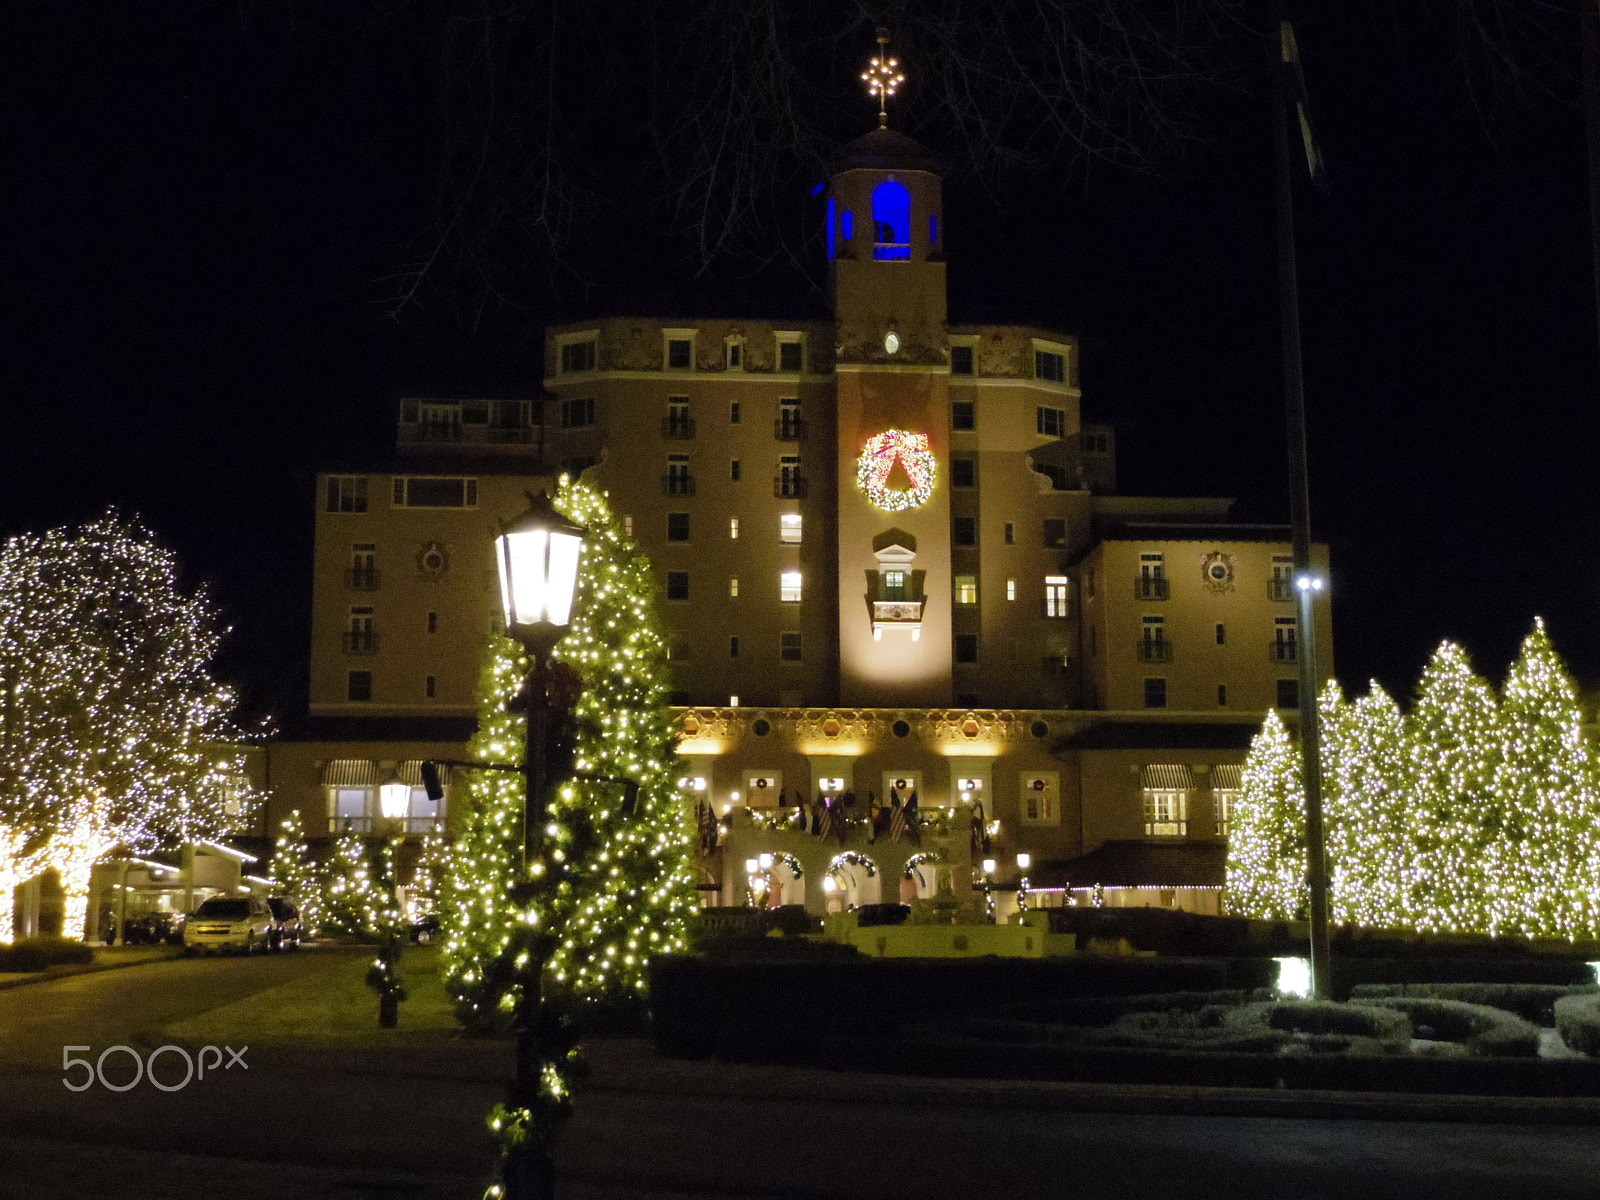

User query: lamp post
[493,491,586,1200]
[378,771,411,826]
[1015,852,1031,916]
[980,858,997,923]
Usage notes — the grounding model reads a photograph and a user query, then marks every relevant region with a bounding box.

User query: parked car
[122,913,184,945]
[183,895,274,955]
[266,898,303,951]
[409,913,440,944]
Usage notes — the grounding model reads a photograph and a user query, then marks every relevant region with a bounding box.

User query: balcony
[774,418,807,441]
[662,474,697,497]
[1134,576,1169,601]
[872,598,924,641]
[345,567,380,591]
[343,631,379,655]
[1269,578,1295,602]
[1137,639,1173,663]
[397,399,536,447]
[662,416,696,439]
[1270,639,1299,663]
[775,476,808,499]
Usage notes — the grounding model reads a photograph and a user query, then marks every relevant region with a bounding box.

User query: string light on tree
[861,28,906,128]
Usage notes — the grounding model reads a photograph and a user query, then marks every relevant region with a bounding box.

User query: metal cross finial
[861,27,905,128]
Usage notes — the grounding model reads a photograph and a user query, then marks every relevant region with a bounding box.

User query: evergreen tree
[322,832,379,935]
[1407,641,1501,933]
[1322,682,1412,929]
[1492,619,1598,939]
[440,478,696,1032]
[272,813,322,936]
[1225,710,1306,920]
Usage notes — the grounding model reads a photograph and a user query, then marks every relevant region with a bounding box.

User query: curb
[0,949,186,991]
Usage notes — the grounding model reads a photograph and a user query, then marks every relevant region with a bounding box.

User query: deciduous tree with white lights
[440,478,696,1034]
[0,512,247,940]
[1224,709,1306,921]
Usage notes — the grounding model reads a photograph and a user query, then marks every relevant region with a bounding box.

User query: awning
[1139,764,1193,790]
[321,759,381,788]
[1211,764,1243,790]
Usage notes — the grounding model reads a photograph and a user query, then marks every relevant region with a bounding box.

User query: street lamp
[1016,852,1031,916]
[495,491,586,1200]
[980,857,997,923]
[378,771,411,822]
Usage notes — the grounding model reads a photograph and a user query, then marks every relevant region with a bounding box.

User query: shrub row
[1352,997,1541,1057]
[1351,982,1598,1025]
[0,937,94,973]
[1556,993,1600,1057]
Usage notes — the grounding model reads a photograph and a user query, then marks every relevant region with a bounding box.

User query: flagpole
[1272,0,1332,1000]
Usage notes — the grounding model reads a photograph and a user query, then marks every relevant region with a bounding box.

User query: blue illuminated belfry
[872,180,911,260]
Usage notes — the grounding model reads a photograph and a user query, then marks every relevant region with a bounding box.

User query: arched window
[872,181,911,260]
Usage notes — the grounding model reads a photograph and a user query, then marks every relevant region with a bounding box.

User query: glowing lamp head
[823,876,837,893]
[1275,956,1312,999]
[1294,574,1324,593]
[744,859,760,875]
[1016,853,1031,870]
[981,858,996,876]
[495,491,586,634]
[758,853,774,870]
[378,773,411,820]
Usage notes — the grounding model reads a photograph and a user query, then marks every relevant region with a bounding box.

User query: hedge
[1224,1000,1412,1041]
[1353,998,1540,1057]
[0,937,95,973]
[1351,982,1598,1025]
[1556,993,1600,1057]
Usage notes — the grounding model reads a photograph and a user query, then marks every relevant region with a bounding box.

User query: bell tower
[830,35,955,706]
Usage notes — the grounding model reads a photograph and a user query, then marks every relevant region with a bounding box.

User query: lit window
[1036,406,1066,438]
[871,180,911,260]
[624,515,633,536]
[1144,789,1188,836]
[559,339,596,374]
[1021,774,1059,824]
[729,577,739,598]
[1214,789,1237,836]
[780,572,802,602]
[955,575,977,605]
[730,517,740,540]
[780,514,802,544]
[1035,349,1066,383]
[1045,576,1069,618]
[780,632,803,661]
[326,476,368,514]
[1006,579,1016,601]
[882,570,907,600]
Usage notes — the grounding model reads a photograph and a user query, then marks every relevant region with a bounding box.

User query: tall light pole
[1272,6,1332,999]
[493,491,586,1200]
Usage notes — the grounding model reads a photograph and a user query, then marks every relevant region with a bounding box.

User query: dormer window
[872,180,911,261]
[664,329,697,370]
[725,337,744,370]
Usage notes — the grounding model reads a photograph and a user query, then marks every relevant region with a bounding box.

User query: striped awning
[1140,764,1193,790]
[1211,764,1243,790]
[321,759,381,788]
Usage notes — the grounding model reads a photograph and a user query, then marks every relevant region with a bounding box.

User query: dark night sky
[4,3,1596,721]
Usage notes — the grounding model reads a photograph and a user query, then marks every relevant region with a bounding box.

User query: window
[730,636,740,658]
[1021,774,1060,824]
[725,339,743,369]
[559,339,596,374]
[1006,579,1016,601]
[1045,576,1069,618]
[951,401,975,431]
[1216,623,1226,646]
[954,633,979,664]
[952,517,977,547]
[1214,791,1237,837]
[730,401,741,424]
[779,339,804,372]
[624,515,633,536]
[951,344,974,375]
[729,517,740,540]
[1277,679,1300,709]
[391,476,477,508]
[955,575,977,605]
[1042,519,1066,548]
[348,543,378,590]
[1036,406,1066,437]
[561,397,595,428]
[1144,677,1168,708]
[729,577,739,598]
[326,476,368,514]
[1271,554,1295,601]
[346,606,375,654]
[778,454,804,498]
[730,459,741,482]
[665,454,693,496]
[951,457,976,488]
[871,180,911,259]
[666,571,690,601]
[780,571,802,602]
[883,569,907,600]
[665,397,693,438]
[426,611,438,634]
[780,513,802,544]
[666,337,693,369]
[425,675,436,699]
[1004,522,1015,545]
[1137,553,1168,600]
[333,786,370,832]
[1274,617,1299,662]
[347,671,373,702]
[1035,349,1066,383]
[1144,791,1188,837]
[780,632,803,661]
[777,398,803,440]
[1140,615,1170,662]
[1218,684,1228,706]
[1082,429,1110,454]
[667,512,690,541]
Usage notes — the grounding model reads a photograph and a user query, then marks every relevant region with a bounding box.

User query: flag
[816,800,833,843]
[696,800,713,854]
[970,801,990,859]
[869,792,886,841]
[904,788,922,846]
[1280,21,1326,188]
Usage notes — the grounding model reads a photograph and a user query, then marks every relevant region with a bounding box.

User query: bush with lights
[0,511,250,941]
[440,478,697,1036]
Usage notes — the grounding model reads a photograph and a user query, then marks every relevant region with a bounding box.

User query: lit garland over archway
[856,430,937,512]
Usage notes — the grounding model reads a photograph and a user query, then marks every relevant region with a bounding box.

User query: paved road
[2,952,1599,1199]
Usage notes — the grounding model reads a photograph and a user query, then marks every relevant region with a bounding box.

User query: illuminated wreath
[856,430,937,512]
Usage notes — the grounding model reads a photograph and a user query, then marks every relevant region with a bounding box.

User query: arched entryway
[825,852,881,910]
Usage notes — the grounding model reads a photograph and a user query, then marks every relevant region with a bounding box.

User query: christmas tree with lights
[272,814,322,936]
[1225,709,1306,920]
[1320,681,1412,929]
[440,478,696,1032]
[1407,641,1501,933]
[322,831,380,935]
